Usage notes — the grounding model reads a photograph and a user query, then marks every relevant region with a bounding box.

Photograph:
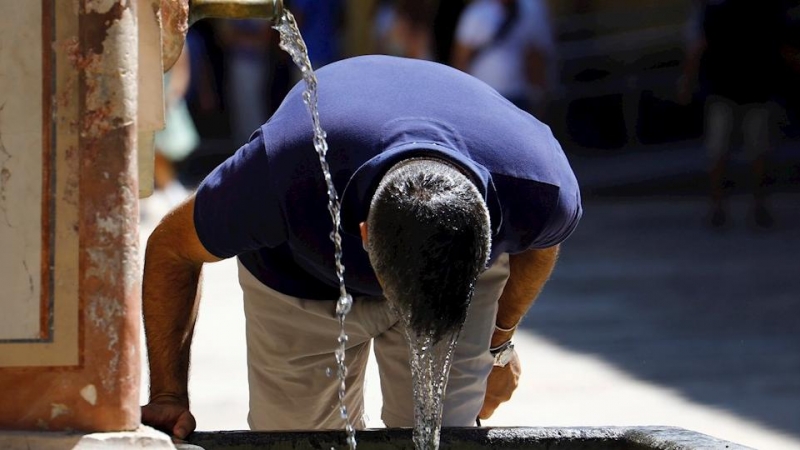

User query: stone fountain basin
[185,426,752,449]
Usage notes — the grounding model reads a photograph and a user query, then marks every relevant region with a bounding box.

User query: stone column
[0,0,141,432]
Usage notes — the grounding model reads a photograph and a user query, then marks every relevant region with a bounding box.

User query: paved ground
[138,143,800,450]
[519,193,800,449]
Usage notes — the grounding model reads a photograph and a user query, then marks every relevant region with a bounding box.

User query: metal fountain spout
[189,0,284,25]
[160,0,284,71]
[137,0,283,198]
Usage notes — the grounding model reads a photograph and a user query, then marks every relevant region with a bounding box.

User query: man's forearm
[491,245,559,347]
[142,229,203,402]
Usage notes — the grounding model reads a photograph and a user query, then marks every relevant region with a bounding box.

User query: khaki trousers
[238,254,510,431]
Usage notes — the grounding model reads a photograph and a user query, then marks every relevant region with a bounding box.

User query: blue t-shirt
[194,55,581,300]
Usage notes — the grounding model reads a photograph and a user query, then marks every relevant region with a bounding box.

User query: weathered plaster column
[74,0,142,429]
[0,0,142,432]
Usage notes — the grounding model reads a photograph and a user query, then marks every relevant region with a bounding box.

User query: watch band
[489,339,513,355]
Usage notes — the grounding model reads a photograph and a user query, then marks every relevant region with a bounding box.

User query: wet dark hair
[366,158,491,343]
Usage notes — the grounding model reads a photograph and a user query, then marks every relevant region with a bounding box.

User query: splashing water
[402,314,459,450]
[274,10,356,450]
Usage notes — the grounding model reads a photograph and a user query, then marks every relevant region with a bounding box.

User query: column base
[0,426,179,449]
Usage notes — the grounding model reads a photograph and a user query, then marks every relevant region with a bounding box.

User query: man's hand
[141,395,196,440]
[478,349,521,419]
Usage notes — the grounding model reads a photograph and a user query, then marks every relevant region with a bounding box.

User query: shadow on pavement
[526,191,800,439]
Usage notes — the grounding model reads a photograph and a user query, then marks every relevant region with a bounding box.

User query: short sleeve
[529,136,582,249]
[531,187,582,249]
[193,130,286,258]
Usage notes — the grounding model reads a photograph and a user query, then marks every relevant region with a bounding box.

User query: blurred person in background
[184,26,221,122]
[679,0,786,229]
[151,43,199,209]
[291,0,345,69]
[373,0,436,60]
[218,19,275,146]
[451,0,556,118]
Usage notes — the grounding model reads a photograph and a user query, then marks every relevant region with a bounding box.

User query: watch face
[494,343,514,367]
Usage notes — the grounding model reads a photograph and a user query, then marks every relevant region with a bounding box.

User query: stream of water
[274,10,356,450]
[403,322,459,450]
[274,9,458,450]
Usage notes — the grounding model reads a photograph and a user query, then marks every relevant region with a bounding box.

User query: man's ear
[359,222,369,251]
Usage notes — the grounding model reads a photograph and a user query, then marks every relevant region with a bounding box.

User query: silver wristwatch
[489,340,515,367]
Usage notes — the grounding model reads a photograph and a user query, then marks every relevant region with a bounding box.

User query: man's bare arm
[142,195,221,402]
[479,245,560,419]
[491,245,559,347]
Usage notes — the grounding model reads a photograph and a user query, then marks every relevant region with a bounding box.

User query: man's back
[265,55,565,186]
[193,56,580,299]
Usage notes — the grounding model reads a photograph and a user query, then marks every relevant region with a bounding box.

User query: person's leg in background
[705,96,735,228]
[742,102,774,228]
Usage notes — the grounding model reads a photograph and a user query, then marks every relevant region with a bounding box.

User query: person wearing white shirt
[452,0,555,117]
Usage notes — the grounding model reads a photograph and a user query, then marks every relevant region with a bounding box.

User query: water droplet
[336,294,353,316]
[335,347,345,363]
